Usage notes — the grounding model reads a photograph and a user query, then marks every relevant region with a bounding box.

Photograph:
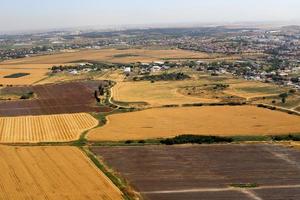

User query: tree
[279,93,288,104]
[98,85,105,96]
[94,90,100,103]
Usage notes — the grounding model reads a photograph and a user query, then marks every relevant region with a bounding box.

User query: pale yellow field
[38,69,126,85]
[0,113,98,143]
[0,64,51,85]
[112,81,220,107]
[1,49,218,65]
[0,63,74,85]
[88,106,300,141]
[224,81,285,99]
[0,145,123,200]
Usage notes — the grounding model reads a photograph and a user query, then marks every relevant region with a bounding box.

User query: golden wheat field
[0,65,50,85]
[1,49,218,65]
[0,113,98,143]
[0,145,123,200]
[88,106,300,141]
[112,81,220,107]
[0,63,74,85]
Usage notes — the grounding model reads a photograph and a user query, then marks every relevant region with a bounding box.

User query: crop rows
[0,146,123,199]
[0,113,98,143]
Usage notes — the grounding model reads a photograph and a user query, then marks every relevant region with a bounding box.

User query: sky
[1,0,300,32]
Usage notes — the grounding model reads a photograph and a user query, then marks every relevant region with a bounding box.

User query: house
[69,70,78,75]
[151,66,162,72]
[124,67,131,75]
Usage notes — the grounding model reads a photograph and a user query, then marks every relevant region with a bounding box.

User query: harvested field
[92,144,300,200]
[88,106,300,141]
[0,145,122,199]
[0,67,49,85]
[0,113,98,143]
[0,81,112,116]
[1,49,218,64]
[112,81,220,107]
[224,81,285,99]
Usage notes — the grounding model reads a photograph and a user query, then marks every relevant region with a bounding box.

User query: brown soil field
[1,49,218,65]
[88,106,300,141]
[0,113,98,143]
[92,144,300,200]
[145,191,253,200]
[112,81,220,107]
[0,145,122,199]
[0,81,112,116]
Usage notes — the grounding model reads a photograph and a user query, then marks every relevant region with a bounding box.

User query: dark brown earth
[0,81,112,116]
[254,188,300,200]
[144,191,253,200]
[92,144,300,200]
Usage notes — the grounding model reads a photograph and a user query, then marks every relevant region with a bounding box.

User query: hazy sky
[1,0,300,32]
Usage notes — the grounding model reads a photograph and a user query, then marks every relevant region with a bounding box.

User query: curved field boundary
[0,113,98,143]
[87,106,300,142]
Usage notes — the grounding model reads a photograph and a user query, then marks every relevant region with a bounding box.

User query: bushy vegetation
[230,183,258,188]
[133,72,190,81]
[20,91,34,100]
[160,134,233,145]
[271,134,300,141]
[4,73,30,78]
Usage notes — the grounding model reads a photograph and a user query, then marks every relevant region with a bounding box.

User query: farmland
[0,81,111,116]
[92,144,300,200]
[87,106,300,141]
[0,66,49,85]
[1,48,221,65]
[0,145,123,199]
[111,72,288,107]
[0,113,98,143]
[112,80,220,107]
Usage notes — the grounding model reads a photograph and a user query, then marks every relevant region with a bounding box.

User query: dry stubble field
[1,49,218,65]
[0,64,52,85]
[111,74,286,107]
[88,106,300,141]
[0,145,123,200]
[0,48,218,85]
[112,80,220,107]
[0,113,98,143]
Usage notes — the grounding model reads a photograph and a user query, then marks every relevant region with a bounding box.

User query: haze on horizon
[1,0,300,33]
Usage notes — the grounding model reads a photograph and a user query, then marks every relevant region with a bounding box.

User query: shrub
[125,140,133,144]
[271,134,300,141]
[160,135,233,145]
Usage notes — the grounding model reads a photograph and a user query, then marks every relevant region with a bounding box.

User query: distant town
[1,26,300,90]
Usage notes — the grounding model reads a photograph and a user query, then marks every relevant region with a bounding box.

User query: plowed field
[92,144,300,200]
[0,81,112,116]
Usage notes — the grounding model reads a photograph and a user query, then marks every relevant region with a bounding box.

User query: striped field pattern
[0,113,98,143]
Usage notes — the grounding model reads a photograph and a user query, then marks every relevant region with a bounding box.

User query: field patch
[225,81,285,99]
[112,81,220,107]
[0,113,98,143]
[3,73,30,78]
[0,146,122,199]
[92,144,300,200]
[88,106,300,141]
[1,49,217,64]
[0,81,111,117]
[0,67,49,85]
